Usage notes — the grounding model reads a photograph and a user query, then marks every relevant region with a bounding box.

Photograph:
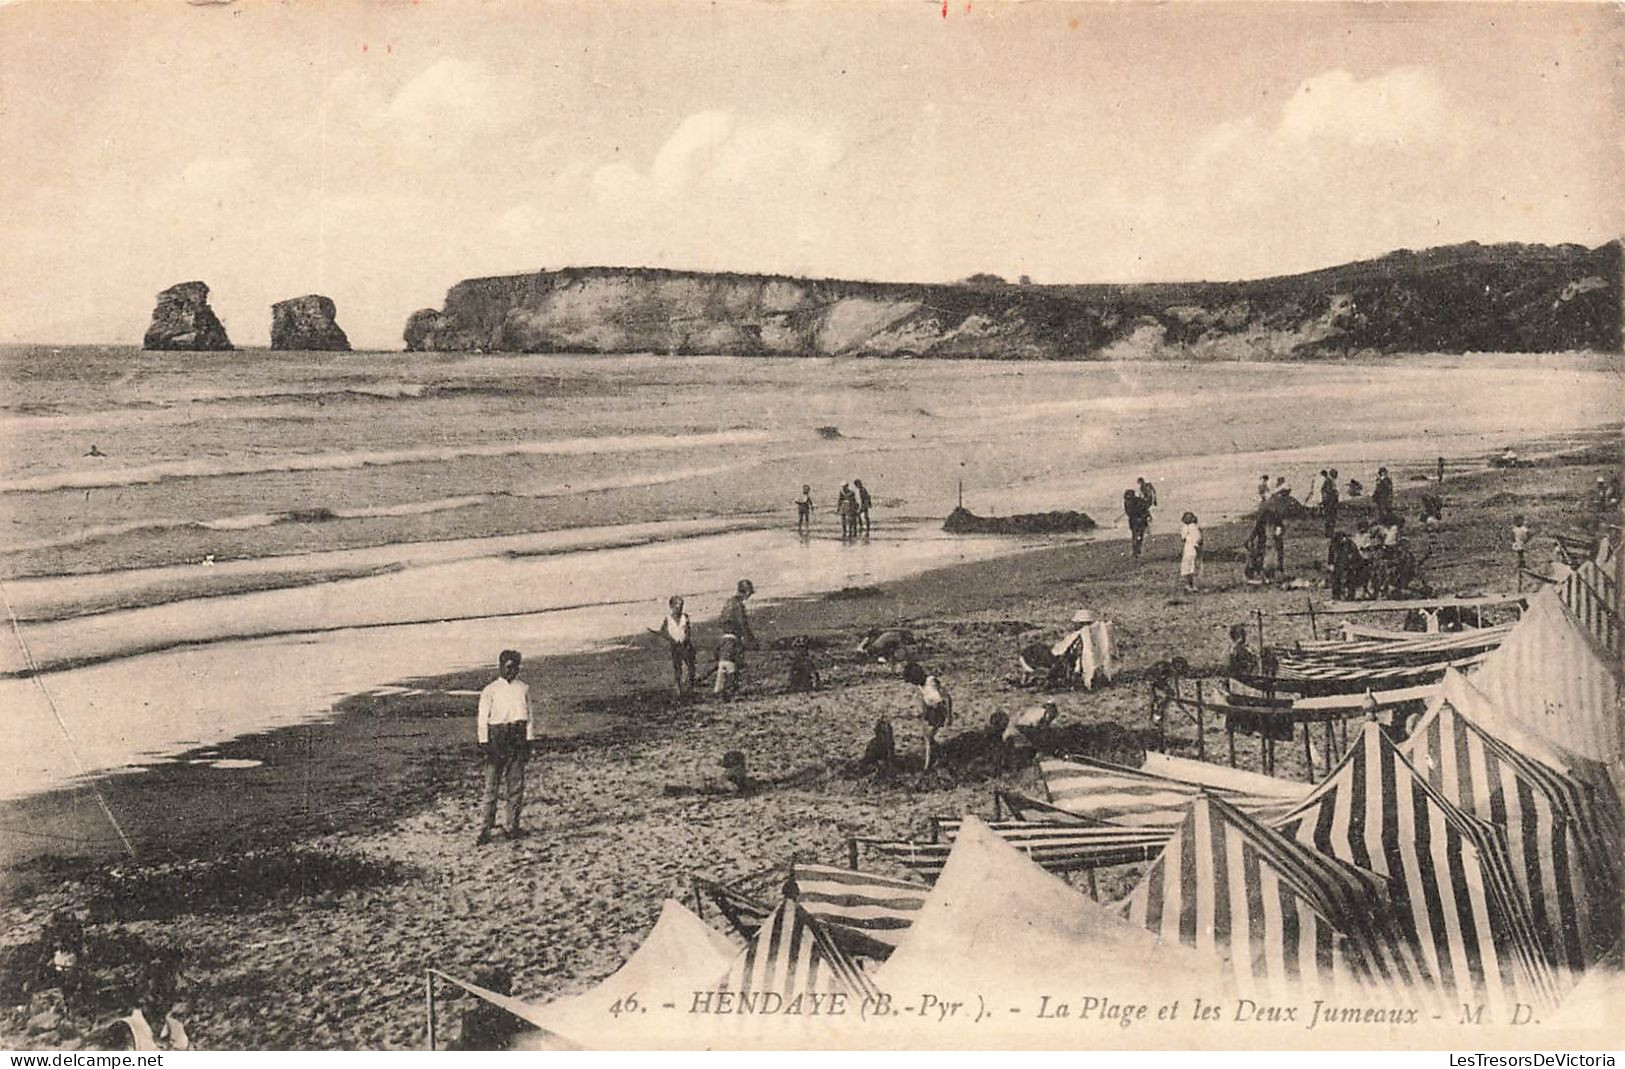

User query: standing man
[475,650,534,845]
[650,595,696,696]
[1123,490,1150,560]
[1373,466,1395,520]
[1321,468,1340,538]
[1136,477,1158,535]
[854,479,873,535]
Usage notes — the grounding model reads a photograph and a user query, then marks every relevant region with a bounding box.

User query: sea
[0,345,1617,800]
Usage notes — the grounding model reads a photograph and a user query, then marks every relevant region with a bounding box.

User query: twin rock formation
[141,283,350,351]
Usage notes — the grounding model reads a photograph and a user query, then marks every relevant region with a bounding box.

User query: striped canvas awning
[860,820,1170,878]
[1268,651,1490,688]
[715,897,881,1002]
[1470,588,1620,775]
[1040,755,1304,828]
[695,866,927,962]
[784,864,927,959]
[1273,722,1562,1019]
[1124,794,1434,1004]
[1293,624,1514,658]
[1403,695,1620,981]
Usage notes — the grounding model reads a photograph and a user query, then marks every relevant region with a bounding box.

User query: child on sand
[649,595,695,696]
[713,633,743,697]
[795,485,813,532]
[1179,512,1203,592]
[1511,515,1531,583]
[902,660,953,770]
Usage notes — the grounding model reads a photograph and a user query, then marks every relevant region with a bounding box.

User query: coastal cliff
[406,241,1621,358]
[143,281,233,351]
[270,295,350,351]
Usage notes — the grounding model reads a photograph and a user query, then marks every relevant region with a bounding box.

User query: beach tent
[1123,793,1433,1004]
[860,819,1170,879]
[782,864,926,959]
[877,815,1236,1023]
[1402,678,1621,976]
[1273,722,1561,1020]
[430,898,738,1049]
[1040,755,1303,828]
[1557,558,1619,660]
[714,896,881,1003]
[695,865,927,960]
[1469,588,1620,782]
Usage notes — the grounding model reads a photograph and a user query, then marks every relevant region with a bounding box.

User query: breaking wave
[0,428,779,494]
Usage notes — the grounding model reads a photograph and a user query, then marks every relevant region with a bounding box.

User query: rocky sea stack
[402,308,445,352]
[142,281,233,351]
[271,294,351,351]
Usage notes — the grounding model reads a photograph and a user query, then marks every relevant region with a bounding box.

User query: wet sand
[0,428,1617,1049]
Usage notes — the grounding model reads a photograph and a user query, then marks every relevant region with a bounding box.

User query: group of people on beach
[796,480,873,537]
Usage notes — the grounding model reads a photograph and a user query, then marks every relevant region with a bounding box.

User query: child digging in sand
[902,661,953,770]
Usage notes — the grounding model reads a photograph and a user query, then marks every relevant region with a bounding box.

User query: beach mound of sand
[942,506,1097,535]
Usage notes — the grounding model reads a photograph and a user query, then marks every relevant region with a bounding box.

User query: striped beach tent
[783,864,927,959]
[1040,755,1303,828]
[1557,558,1619,660]
[1402,693,1618,980]
[1420,670,1622,893]
[715,897,881,1003]
[1470,588,1620,778]
[1123,793,1433,1003]
[694,867,927,961]
[1274,722,1561,1020]
[860,819,1170,878]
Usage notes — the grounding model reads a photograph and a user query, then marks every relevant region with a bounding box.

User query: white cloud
[649,110,735,190]
[383,58,508,138]
[1276,67,1449,147]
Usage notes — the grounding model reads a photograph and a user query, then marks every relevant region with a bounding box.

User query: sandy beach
[0,426,1618,1049]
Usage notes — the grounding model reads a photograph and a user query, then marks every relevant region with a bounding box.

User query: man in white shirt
[476,649,534,845]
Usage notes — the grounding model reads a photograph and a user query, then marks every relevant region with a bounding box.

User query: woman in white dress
[1179,511,1203,592]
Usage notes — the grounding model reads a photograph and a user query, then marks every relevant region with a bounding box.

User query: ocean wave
[511,461,757,499]
[0,495,501,555]
[0,428,780,494]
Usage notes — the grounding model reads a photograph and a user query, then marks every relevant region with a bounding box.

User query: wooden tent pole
[1194,680,1206,760]
[1301,720,1314,781]
[425,971,437,1052]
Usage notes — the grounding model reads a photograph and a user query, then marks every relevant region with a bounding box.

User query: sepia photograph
[0,0,1620,1053]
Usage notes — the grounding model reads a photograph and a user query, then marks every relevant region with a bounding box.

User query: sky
[1,0,1620,350]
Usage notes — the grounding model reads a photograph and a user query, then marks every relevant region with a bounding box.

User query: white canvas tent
[1469,588,1620,789]
[877,815,1237,1022]
[430,898,738,1050]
